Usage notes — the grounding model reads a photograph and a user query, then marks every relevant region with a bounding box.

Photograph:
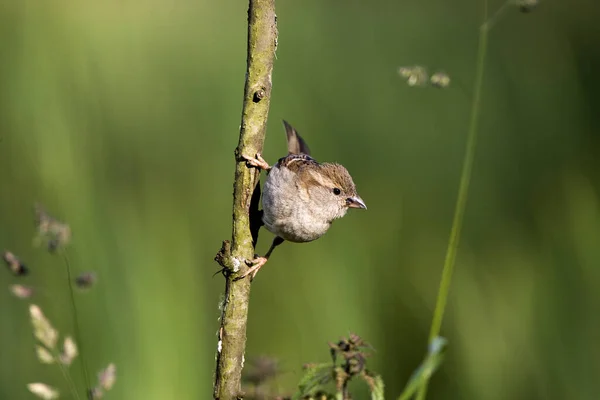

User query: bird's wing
[277,153,318,173]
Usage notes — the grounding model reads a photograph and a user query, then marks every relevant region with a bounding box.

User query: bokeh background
[1,0,600,399]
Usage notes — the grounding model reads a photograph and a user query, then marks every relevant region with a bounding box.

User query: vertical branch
[213,1,278,399]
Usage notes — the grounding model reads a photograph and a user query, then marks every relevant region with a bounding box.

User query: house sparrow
[241,120,366,280]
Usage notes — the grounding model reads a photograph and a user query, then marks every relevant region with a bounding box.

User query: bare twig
[213,1,278,399]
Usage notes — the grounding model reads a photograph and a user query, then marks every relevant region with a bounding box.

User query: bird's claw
[242,153,271,171]
[236,256,268,281]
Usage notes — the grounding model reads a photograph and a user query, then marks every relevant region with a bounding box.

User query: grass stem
[54,352,81,400]
[63,251,92,396]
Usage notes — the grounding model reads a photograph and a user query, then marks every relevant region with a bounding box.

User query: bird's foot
[238,256,269,281]
[242,153,271,171]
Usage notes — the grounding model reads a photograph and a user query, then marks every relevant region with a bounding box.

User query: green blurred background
[1,0,600,399]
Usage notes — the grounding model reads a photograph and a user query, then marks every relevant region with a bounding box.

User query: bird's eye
[333,188,341,195]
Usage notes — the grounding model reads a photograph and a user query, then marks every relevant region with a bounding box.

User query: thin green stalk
[53,352,81,400]
[415,1,489,399]
[484,0,512,31]
[63,251,92,395]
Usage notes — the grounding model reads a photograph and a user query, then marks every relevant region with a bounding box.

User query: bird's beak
[346,196,367,210]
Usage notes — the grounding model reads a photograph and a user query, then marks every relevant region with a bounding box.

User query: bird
[240,120,366,280]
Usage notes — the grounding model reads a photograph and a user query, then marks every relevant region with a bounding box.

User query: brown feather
[278,120,357,197]
[278,154,317,173]
[315,163,357,196]
[283,120,311,156]
[277,156,356,196]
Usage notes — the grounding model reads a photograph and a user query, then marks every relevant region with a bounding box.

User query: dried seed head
[398,66,413,78]
[398,65,429,87]
[430,71,451,88]
[10,284,34,299]
[34,203,52,236]
[36,345,55,364]
[334,367,347,393]
[47,222,72,252]
[60,336,78,365]
[88,387,104,399]
[98,363,117,390]
[3,251,28,276]
[27,383,59,399]
[75,272,97,289]
[33,204,72,252]
[29,305,58,349]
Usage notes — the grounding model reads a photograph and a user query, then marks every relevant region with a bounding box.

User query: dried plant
[10,284,34,299]
[398,66,450,88]
[296,334,383,400]
[75,272,97,290]
[34,203,72,253]
[88,363,117,399]
[3,250,28,275]
[28,383,60,400]
[3,204,115,399]
[28,304,80,399]
[30,305,59,350]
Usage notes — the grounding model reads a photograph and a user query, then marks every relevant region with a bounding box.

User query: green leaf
[293,363,333,400]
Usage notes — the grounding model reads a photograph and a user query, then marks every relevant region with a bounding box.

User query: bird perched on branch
[241,120,367,280]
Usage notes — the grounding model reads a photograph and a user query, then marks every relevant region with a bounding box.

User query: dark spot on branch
[253,89,266,103]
